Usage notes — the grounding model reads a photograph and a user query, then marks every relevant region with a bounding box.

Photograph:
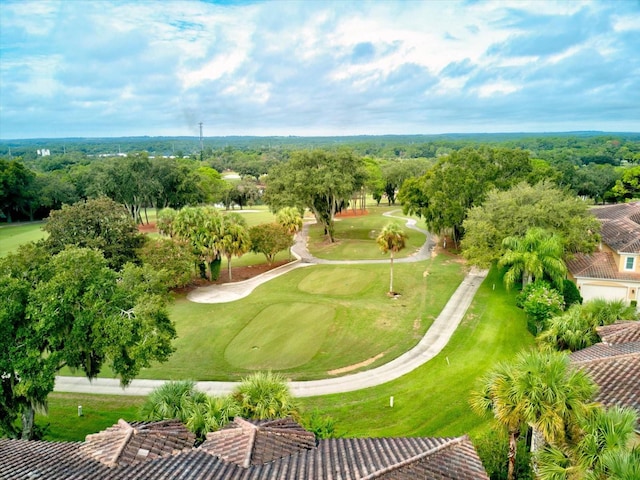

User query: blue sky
[1,0,639,139]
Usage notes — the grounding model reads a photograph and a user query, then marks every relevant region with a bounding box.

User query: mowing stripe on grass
[297,268,374,295]
[224,302,335,370]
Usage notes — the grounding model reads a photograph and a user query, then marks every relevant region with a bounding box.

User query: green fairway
[298,267,374,295]
[59,255,462,381]
[0,222,47,256]
[298,266,534,439]
[45,267,531,443]
[307,206,426,260]
[225,302,335,369]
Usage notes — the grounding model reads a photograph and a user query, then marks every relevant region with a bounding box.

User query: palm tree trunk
[508,430,518,480]
[227,256,232,281]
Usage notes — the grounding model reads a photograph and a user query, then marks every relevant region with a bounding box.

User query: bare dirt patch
[138,222,158,234]
[327,352,386,375]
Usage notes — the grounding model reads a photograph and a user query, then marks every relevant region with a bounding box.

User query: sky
[1,0,639,139]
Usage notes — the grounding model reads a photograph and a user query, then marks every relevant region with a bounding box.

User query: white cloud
[0,0,638,138]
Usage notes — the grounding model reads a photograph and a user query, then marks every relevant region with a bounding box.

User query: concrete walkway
[54,211,487,397]
[187,210,435,303]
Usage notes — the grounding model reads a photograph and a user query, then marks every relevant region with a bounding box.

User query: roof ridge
[571,350,640,365]
[110,420,134,467]
[358,436,465,480]
[243,421,258,468]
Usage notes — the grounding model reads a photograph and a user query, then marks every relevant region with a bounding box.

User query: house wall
[575,277,639,308]
[616,252,639,274]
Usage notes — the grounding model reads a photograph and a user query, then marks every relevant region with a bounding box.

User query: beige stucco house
[567,202,640,308]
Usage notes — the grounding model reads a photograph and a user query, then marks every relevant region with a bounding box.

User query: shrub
[562,279,583,307]
[516,281,564,335]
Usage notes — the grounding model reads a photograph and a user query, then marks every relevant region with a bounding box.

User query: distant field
[0,222,47,256]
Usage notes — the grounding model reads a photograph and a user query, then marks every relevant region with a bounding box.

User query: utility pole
[199,122,204,161]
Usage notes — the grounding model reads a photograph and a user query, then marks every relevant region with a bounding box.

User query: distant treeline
[1,132,639,165]
[1,133,639,224]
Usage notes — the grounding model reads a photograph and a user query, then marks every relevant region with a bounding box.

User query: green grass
[0,222,47,256]
[149,258,462,381]
[225,302,335,369]
[39,393,145,442]
[45,267,532,443]
[298,266,535,439]
[307,206,425,260]
[60,256,464,381]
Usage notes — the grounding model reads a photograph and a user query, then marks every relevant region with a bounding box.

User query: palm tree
[172,206,226,280]
[139,380,206,424]
[470,350,596,480]
[376,222,408,294]
[276,207,303,260]
[232,371,299,420]
[537,405,639,480]
[275,206,303,237]
[499,227,567,290]
[186,395,241,440]
[221,213,251,281]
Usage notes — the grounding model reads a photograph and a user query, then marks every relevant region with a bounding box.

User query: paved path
[187,211,435,303]
[54,212,487,397]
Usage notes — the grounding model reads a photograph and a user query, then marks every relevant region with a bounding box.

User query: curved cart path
[55,212,487,397]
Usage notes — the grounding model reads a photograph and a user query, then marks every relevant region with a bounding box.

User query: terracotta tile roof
[566,251,640,281]
[570,323,640,420]
[80,419,195,467]
[591,202,640,253]
[199,417,317,467]
[111,435,489,480]
[0,419,489,480]
[0,438,107,479]
[597,321,640,344]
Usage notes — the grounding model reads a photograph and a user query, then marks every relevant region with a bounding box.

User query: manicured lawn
[60,255,464,381]
[45,267,531,443]
[298,266,534,439]
[307,206,426,260]
[0,222,47,256]
[143,256,463,381]
[39,393,145,442]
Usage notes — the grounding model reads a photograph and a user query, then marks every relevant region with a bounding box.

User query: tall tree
[43,197,144,270]
[499,227,567,290]
[470,350,596,480]
[376,222,408,294]
[172,206,225,280]
[462,181,601,268]
[220,213,251,280]
[398,147,531,246]
[264,149,366,242]
[0,244,176,439]
[609,165,640,202]
[0,159,36,222]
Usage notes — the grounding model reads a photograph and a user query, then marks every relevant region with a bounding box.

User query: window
[625,256,636,271]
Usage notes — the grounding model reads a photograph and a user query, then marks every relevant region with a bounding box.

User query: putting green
[224,302,335,370]
[297,267,374,295]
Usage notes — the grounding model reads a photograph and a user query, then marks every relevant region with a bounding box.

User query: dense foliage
[0,244,176,439]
